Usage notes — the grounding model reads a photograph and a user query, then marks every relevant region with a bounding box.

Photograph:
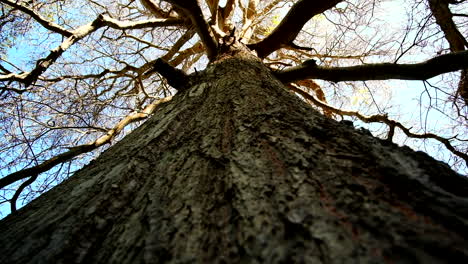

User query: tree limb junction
[164,0,218,60]
[149,58,189,90]
[248,0,343,58]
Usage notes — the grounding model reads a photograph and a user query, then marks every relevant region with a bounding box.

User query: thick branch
[248,0,343,58]
[239,0,259,42]
[10,172,37,212]
[428,0,468,105]
[168,41,204,67]
[428,0,468,51]
[0,0,73,37]
[0,15,105,86]
[0,15,183,87]
[164,0,218,60]
[0,144,94,191]
[275,51,468,83]
[100,16,184,30]
[140,0,178,18]
[206,0,220,18]
[218,0,235,30]
[0,97,173,191]
[149,58,189,89]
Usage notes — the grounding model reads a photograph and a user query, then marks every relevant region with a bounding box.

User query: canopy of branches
[0,0,467,216]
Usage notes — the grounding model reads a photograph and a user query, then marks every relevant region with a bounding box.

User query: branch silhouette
[276,50,468,83]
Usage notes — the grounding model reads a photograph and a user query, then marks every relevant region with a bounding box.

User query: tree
[0,0,468,262]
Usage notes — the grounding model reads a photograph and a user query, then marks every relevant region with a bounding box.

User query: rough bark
[1,49,468,264]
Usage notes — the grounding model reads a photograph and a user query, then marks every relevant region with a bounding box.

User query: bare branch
[0,96,173,191]
[248,0,343,58]
[100,15,185,30]
[164,0,218,60]
[168,41,204,67]
[0,15,184,87]
[288,84,468,165]
[218,0,235,29]
[206,0,220,18]
[0,86,30,94]
[140,0,177,18]
[0,15,106,86]
[0,0,73,37]
[428,0,468,51]
[452,13,468,18]
[275,51,468,83]
[0,144,94,192]
[149,59,189,90]
[238,0,259,42]
[10,172,37,212]
[161,28,196,61]
[428,0,468,105]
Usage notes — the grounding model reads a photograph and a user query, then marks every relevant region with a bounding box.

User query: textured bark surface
[1,50,468,264]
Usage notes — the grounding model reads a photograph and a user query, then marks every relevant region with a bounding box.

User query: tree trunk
[1,50,468,264]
